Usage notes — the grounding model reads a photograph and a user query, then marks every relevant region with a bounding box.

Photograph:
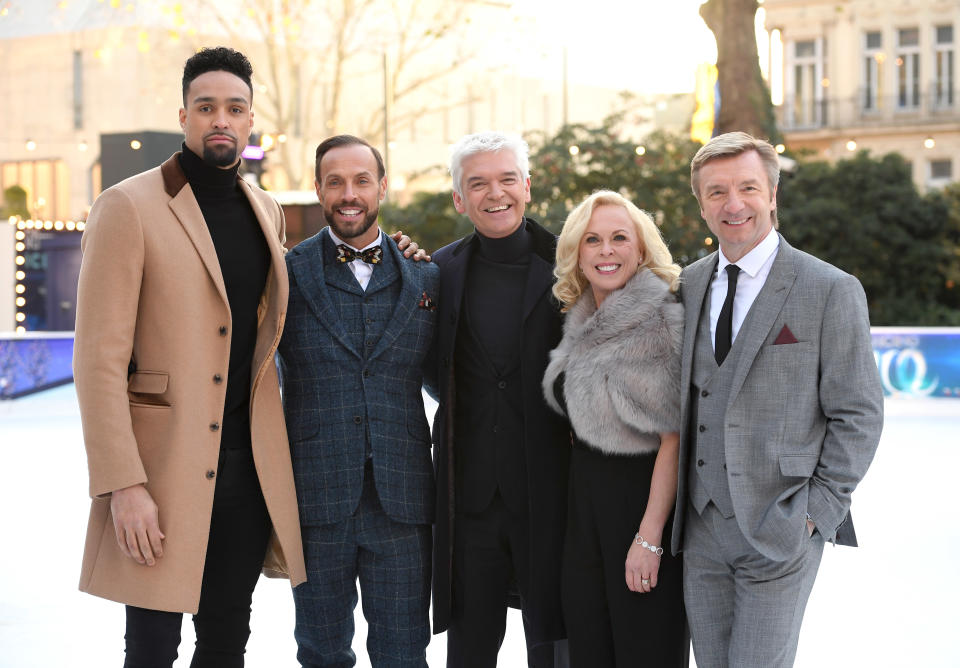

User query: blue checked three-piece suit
[277,229,439,667]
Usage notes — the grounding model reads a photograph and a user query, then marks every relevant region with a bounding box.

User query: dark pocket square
[773,324,799,345]
[418,291,437,311]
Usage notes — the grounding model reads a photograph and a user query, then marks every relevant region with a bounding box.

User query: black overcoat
[425,218,571,643]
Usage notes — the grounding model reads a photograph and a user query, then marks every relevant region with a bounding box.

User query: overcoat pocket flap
[128,371,169,394]
[778,453,819,477]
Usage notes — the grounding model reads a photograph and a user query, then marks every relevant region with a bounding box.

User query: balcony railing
[777,87,959,132]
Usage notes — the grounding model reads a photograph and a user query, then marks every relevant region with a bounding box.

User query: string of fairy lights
[8,217,86,334]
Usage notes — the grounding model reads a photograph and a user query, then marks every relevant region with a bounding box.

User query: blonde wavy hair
[553,190,681,311]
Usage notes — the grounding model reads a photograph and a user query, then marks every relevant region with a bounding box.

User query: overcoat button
[498,381,507,389]
[213,374,223,384]
[363,369,371,377]
[210,422,220,431]
[219,326,228,336]
[206,470,216,479]
[353,416,363,424]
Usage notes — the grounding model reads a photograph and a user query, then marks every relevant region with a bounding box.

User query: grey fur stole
[542,269,683,455]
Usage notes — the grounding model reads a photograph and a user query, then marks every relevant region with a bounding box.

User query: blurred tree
[1,185,30,219]
[779,151,960,325]
[380,189,470,254]
[700,0,779,141]
[191,0,480,189]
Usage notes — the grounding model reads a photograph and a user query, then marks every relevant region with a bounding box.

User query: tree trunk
[700,0,780,141]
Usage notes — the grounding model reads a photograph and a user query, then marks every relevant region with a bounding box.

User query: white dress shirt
[327,227,383,291]
[709,228,780,352]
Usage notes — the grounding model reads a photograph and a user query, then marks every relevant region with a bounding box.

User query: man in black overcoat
[425,131,571,667]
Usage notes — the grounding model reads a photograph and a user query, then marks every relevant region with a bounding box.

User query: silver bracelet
[634,532,664,556]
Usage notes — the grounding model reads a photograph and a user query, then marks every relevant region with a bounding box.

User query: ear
[178,108,186,131]
[523,177,531,203]
[248,109,255,133]
[379,176,388,202]
[452,190,466,214]
[314,179,323,204]
[770,184,778,213]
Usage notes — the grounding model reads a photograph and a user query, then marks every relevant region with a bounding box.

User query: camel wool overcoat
[73,153,306,613]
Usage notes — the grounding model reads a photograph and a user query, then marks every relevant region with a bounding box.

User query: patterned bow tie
[336,244,382,265]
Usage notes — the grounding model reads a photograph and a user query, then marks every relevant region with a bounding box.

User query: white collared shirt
[327,227,383,291]
[709,227,780,352]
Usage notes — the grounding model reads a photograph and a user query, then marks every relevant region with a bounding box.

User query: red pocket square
[773,324,799,345]
[418,291,437,311]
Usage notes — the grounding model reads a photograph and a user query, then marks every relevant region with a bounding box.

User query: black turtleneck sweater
[178,145,270,451]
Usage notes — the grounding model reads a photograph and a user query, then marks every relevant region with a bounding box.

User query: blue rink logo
[872,328,960,399]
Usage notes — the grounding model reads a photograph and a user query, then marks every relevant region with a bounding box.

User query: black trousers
[123,448,273,668]
[447,491,559,668]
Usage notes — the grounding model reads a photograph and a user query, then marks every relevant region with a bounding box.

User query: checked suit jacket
[671,235,884,562]
[278,228,439,527]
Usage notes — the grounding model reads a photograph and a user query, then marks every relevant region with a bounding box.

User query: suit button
[366,317,374,324]
[210,422,220,431]
[497,380,507,389]
[353,416,363,424]
[366,340,374,347]
[701,390,709,397]
[363,369,371,377]
[218,326,228,336]
[213,374,223,384]
[206,470,216,479]
[493,425,500,434]
[698,425,706,432]
[697,459,705,467]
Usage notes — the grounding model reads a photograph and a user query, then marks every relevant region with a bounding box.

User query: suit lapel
[288,234,359,358]
[369,240,421,361]
[167,186,229,309]
[522,254,554,324]
[726,237,798,406]
[680,254,717,423]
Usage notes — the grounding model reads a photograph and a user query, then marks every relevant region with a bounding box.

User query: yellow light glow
[704,237,713,246]
[78,140,88,151]
[43,221,54,230]
[923,137,935,149]
[15,231,25,240]
[16,326,25,334]
[568,145,580,156]
[16,271,26,280]
[130,140,142,150]
[25,220,34,229]
[635,146,646,156]
[77,222,87,231]
[16,297,26,307]
[25,140,37,151]
[16,242,25,252]
[15,284,25,294]
[277,134,288,143]
[846,140,857,152]
[17,220,26,230]
[15,313,26,322]
[15,256,25,265]
[775,144,786,154]
[54,221,65,230]
[261,134,275,151]
[821,78,830,88]
[66,221,76,231]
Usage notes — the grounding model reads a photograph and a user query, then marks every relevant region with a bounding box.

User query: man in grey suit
[278,135,439,667]
[671,131,883,667]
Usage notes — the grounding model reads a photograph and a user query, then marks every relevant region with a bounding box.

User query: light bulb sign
[872,328,960,398]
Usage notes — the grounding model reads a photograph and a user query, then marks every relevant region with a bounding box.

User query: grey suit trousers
[683,502,823,668]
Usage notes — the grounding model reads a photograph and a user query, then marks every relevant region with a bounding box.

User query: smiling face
[578,204,642,306]
[697,149,777,263]
[452,149,531,238]
[179,70,253,169]
[315,143,386,248]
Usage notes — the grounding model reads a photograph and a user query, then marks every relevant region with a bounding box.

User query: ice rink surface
[1,385,958,667]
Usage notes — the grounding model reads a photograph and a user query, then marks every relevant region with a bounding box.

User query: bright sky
[505,0,717,94]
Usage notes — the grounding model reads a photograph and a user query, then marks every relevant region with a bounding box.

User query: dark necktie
[714,264,741,365]
[336,244,382,265]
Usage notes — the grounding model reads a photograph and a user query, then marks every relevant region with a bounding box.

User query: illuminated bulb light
[54,221,64,230]
[17,220,26,230]
[15,231,25,240]
[25,220,35,229]
[15,284,26,294]
[923,137,935,149]
[846,140,857,152]
[15,256,25,265]
[16,242,25,252]
[277,134,288,143]
[775,144,786,154]
[704,237,714,246]
[77,221,86,231]
[15,313,26,322]
[26,140,37,151]
[635,146,646,156]
[569,145,580,156]
[66,221,76,230]
[16,297,26,307]
[16,326,25,334]
[130,140,142,150]
[78,141,88,151]
[43,221,54,230]
[15,271,25,280]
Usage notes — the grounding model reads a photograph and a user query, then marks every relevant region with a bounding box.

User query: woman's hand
[625,529,663,594]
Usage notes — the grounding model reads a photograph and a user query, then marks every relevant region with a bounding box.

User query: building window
[896,28,921,109]
[787,38,826,128]
[1,160,69,221]
[934,25,954,108]
[863,31,884,111]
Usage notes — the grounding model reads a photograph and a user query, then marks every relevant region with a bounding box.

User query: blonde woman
[543,191,687,666]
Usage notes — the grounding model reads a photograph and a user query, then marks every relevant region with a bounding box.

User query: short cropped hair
[449,131,530,197]
[553,190,681,310]
[314,135,386,184]
[690,131,780,225]
[182,46,254,105]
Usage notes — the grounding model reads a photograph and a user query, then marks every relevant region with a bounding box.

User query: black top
[179,145,270,451]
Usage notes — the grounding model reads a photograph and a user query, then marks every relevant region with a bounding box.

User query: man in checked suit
[277,134,439,667]
[672,131,884,667]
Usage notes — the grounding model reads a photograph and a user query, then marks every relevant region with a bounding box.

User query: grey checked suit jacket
[278,229,439,527]
[672,235,884,561]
